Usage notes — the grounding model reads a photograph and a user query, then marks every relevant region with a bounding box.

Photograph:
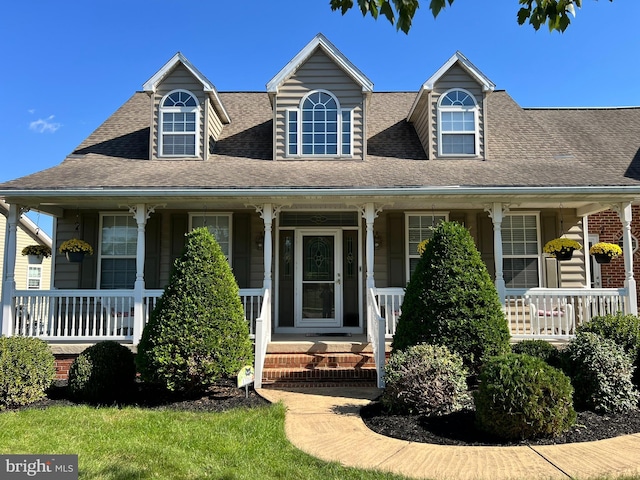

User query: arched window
[438,89,478,156]
[160,90,199,156]
[286,90,352,157]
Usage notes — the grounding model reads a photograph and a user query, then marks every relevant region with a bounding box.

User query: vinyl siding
[430,64,485,159]
[0,217,51,295]
[274,48,365,161]
[410,93,432,160]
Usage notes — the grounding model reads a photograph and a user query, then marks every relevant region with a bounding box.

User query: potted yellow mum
[589,242,622,264]
[543,238,583,261]
[21,244,52,264]
[59,238,94,262]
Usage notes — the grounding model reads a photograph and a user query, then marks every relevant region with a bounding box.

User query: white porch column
[130,203,148,345]
[1,203,20,336]
[617,202,637,315]
[363,203,378,289]
[486,203,507,304]
[260,204,274,291]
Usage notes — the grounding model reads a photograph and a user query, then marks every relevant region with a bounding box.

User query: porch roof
[2,90,640,210]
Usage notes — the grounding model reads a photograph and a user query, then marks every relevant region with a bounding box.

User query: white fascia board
[3,186,640,199]
[266,33,374,94]
[143,52,231,124]
[407,51,495,122]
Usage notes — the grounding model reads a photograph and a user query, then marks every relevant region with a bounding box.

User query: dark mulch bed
[360,400,640,446]
[9,379,270,413]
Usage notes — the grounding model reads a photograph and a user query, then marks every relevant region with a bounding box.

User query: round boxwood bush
[137,227,253,395]
[392,221,511,375]
[511,340,561,367]
[475,353,576,440]
[382,343,470,416]
[0,336,55,409]
[68,341,136,404]
[577,313,640,387]
[563,331,639,413]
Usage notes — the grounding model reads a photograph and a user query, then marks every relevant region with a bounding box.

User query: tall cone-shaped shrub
[392,221,510,374]
[137,227,253,394]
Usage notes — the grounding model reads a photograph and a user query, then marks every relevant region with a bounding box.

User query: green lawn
[0,403,409,480]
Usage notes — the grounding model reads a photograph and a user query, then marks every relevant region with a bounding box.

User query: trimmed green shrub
[511,340,561,367]
[563,332,639,413]
[382,343,470,416]
[578,312,640,387]
[137,227,253,395]
[392,221,511,374]
[68,341,136,404]
[0,336,55,409]
[475,353,576,440]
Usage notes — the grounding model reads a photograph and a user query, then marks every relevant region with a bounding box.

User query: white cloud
[29,115,61,133]
[28,109,35,114]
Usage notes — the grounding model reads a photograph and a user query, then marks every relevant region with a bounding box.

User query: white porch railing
[253,288,271,389]
[505,287,628,340]
[367,287,387,388]
[11,288,265,342]
[373,287,405,338]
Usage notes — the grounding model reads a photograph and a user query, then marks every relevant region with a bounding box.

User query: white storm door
[295,230,342,328]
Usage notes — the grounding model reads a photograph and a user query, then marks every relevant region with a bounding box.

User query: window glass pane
[502,214,539,288]
[442,134,475,154]
[191,215,231,258]
[100,259,136,289]
[407,215,446,278]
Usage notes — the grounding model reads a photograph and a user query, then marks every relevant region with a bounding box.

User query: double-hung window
[160,90,199,157]
[27,266,42,289]
[502,214,540,288]
[287,90,352,157]
[99,214,137,289]
[406,213,448,280]
[438,89,478,156]
[190,213,232,261]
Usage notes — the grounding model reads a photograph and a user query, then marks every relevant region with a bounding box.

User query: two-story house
[2,34,640,386]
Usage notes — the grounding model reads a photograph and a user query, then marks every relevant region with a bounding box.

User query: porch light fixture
[256,233,264,250]
[374,231,382,249]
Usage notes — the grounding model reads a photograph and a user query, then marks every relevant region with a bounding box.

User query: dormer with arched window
[407,52,495,160]
[267,34,372,161]
[143,52,230,161]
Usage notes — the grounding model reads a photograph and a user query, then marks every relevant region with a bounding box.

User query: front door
[295,230,342,328]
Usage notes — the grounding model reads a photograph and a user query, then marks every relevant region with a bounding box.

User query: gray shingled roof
[2,90,640,191]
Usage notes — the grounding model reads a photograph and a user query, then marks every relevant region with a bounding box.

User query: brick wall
[54,355,77,380]
[589,206,640,306]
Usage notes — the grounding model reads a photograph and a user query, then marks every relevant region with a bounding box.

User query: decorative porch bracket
[1,203,21,336]
[614,202,638,315]
[484,203,509,304]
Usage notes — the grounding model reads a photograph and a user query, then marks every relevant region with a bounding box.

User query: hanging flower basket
[589,242,622,264]
[59,238,93,262]
[21,245,51,264]
[543,238,583,261]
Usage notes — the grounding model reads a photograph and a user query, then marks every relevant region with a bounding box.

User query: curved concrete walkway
[257,387,640,480]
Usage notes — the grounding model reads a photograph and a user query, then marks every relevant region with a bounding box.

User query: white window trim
[502,212,542,289]
[437,88,479,158]
[405,212,449,281]
[159,89,200,158]
[27,265,43,290]
[285,89,352,159]
[98,212,138,290]
[188,212,233,263]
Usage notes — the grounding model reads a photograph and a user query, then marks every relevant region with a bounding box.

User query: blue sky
[1,0,639,234]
